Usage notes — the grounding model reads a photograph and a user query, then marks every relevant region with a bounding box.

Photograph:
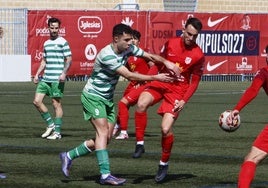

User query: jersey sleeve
[234,75,264,111]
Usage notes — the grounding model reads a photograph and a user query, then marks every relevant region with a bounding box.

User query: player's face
[182,24,199,47]
[116,32,133,53]
[48,22,60,40]
[132,37,140,47]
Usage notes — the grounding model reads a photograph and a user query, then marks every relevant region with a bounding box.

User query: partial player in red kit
[227,45,268,188]
[113,29,158,140]
[133,17,205,183]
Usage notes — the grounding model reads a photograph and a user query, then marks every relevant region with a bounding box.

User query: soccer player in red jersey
[133,17,205,183]
[113,30,158,139]
[227,46,268,188]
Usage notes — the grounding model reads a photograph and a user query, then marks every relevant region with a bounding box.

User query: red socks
[238,161,256,188]
[118,101,129,131]
[135,111,147,142]
[161,134,174,162]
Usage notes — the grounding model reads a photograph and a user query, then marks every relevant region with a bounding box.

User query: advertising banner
[28,10,147,76]
[28,10,268,76]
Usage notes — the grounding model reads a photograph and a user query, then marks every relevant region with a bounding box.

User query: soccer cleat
[0,173,6,179]
[132,144,145,158]
[99,174,126,185]
[155,165,169,183]
[46,132,61,140]
[59,152,72,178]
[115,132,129,140]
[41,125,55,138]
[112,124,120,137]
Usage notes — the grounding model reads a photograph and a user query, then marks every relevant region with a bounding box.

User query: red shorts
[253,125,268,153]
[123,83,147,106]
[144,80,188,118]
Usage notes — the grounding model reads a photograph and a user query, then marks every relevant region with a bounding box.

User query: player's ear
[113,36,119,43]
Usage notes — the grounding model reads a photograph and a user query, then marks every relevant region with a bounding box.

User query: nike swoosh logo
[206,60,227,71]
[207,16,228,27]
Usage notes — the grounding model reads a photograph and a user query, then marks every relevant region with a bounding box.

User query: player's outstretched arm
[143,52,180,76]
[116,65,174,82]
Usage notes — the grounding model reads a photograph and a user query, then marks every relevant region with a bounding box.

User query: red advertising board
[28,10,268,76]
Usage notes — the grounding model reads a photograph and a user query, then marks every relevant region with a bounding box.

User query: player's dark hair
[48,17,61,27]
[266,45,268,53]
[185,17,202,32]
[113,23,133,37]
[132,29,141,40]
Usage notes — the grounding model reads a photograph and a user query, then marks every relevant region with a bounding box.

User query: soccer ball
[219,110,241,132]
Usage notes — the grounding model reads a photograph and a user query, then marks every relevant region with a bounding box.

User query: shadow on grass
[132,173,196,184]
[61,173,196,185]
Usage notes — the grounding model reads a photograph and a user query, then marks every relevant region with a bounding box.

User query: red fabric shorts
[253,125,268,153]
[143,80,188,118]
[123,83,147,105]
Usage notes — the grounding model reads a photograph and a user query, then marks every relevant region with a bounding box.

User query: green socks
[68,141,92,160]
[41,112,54,127]
[96,149,110,175]
[54,117,62,133]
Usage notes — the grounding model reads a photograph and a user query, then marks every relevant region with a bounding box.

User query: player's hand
[59,73,66,82]
[154,73,175,82]
[33,75,39,84]
[173,99,185,112]
[226,110,240,124]
[164,60,181,76]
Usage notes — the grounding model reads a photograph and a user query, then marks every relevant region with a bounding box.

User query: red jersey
[126,56,149,74]
[126,56,150,86]
[234,66,268,111]
[160,37,205,84]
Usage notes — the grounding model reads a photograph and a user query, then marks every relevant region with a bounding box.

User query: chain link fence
[0,8,27,55]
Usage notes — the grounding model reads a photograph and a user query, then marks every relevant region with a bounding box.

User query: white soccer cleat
[47,132,62,140]
[41,125,55,138]
[115,132,129,140]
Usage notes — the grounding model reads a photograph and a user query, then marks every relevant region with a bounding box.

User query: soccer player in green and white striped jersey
[59,23,179,185]
[33,17,72,140]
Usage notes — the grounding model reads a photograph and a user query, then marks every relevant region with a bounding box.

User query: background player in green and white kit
[59,23,179,186]
[33,17,72,140]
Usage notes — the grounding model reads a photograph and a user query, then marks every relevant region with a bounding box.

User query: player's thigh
[81,93,115,123]
[125,85,147,105]
[253,125,268,154]
[51,82,65,98]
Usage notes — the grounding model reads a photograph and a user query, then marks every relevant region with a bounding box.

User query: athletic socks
[54,117,62,134]
[41,112,54,127]
[161,134,174,163]
[135,111,147,142]
[68,141,92,160]
[238,161,256,188]
[96,149,110,175]
[118,101,129,131]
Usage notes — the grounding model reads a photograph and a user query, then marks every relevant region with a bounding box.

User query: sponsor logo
[35,27,65,37]
[236,57,252,71]
[185,57,192,64]
[195,31,259,56]
[206,60,227,71]
[207,16,228,27]
[121,17,134,27]
[78,16,102,34]
[241,15,251,30]
[85,44,97,60]
[151,22,174,53]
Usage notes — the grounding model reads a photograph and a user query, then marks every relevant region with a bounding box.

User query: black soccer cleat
[132,144,145,158]
[155,165,168,183]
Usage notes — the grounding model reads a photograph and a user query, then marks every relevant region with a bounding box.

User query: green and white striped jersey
[42,37,72,82]
[83,43,144,101]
